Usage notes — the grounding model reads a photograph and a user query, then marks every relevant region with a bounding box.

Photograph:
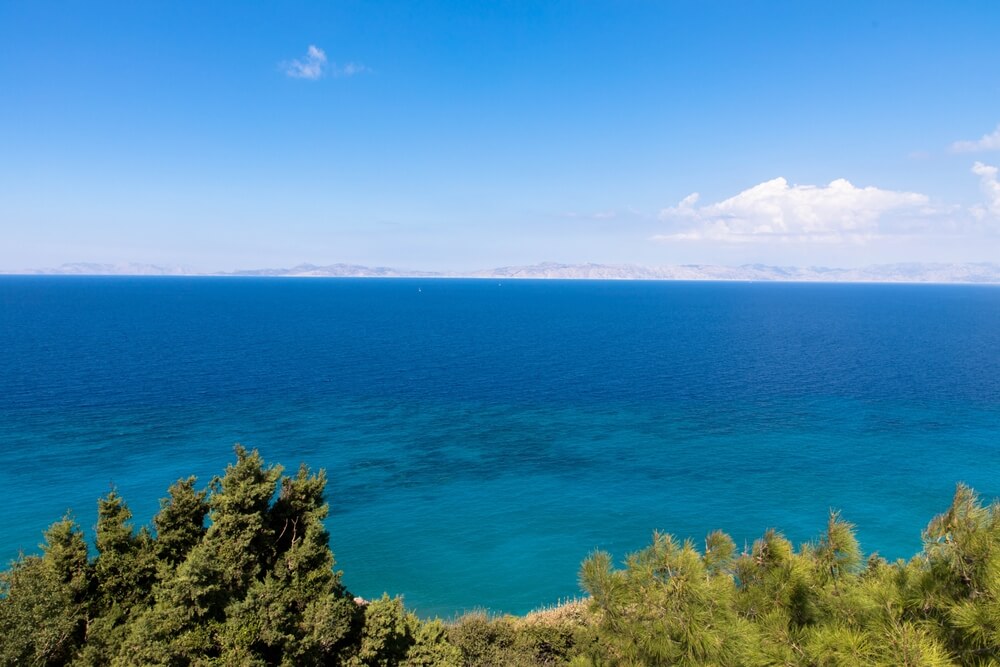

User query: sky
[1,0,999,271]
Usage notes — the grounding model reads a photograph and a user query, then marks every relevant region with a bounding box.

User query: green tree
[219,463,357,665]
[152,476,208,568]
[116,447,359,665]
[77,491,160,663]
[94,490,158,607]
[0,517,90,666]
[909,484,1000,663]
[345,595,460,667]
[581,531,757,666]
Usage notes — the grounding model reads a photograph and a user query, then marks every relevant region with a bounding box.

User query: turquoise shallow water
[1,277,999,616]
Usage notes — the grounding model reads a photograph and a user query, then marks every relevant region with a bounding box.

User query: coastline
[5,260,1000,285]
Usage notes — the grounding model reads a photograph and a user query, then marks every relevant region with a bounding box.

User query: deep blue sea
[2,277,999,616]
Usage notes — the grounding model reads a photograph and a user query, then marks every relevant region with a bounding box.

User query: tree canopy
[2,448,1000,666]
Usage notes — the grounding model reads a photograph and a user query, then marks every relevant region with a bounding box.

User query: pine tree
[346,595,460,667]
[77,490,160,663]
[0,517,90,666]
[219,463,357,664]
[205,445,283,598]
[115,447,359,665]
[911,484,1000,663]
[581,531,755,665]
[94,490,158,608]
[153,476,208,568]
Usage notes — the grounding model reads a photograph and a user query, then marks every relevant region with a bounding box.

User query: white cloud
[950,124,1000,153]
[284,45,328,80]
[971,162,1000,218]
[282,47,370,80]
[656,177,931,244]
[337,62,371,77]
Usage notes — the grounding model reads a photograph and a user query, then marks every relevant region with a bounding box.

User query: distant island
[6,261,1000,284]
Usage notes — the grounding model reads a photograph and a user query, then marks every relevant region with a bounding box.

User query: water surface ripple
[1,277,999,615]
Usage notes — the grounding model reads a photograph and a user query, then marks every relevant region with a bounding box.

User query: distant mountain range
[7,261,1000,284]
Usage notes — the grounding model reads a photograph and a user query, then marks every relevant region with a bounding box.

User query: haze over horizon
[2,1,999,271]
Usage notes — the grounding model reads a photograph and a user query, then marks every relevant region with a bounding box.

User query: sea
[1,276,999,617]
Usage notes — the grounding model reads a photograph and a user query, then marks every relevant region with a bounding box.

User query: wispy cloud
[558,207,657,222]
[282,45,370,80]
[560,210,619,220]
[655,177,932,244]
[950,124,1000,153]
[284,45,328,80]
[971,162,1000,219]
[337,62,371,77]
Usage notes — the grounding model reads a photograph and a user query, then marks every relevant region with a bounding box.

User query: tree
[116,447,358,665]
[581,531,756,665]
[152,476,208,568]
[219,463,357,664]
[76,491,160,663]
[0,517,90,666]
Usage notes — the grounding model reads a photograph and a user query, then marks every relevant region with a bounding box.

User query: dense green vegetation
[3,448,1000,665]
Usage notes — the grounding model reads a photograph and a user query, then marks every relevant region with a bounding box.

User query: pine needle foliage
[0,447,453,666]
[4,453,1000,666]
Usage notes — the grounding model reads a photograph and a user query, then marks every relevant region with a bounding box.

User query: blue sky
[2,1,999,270]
